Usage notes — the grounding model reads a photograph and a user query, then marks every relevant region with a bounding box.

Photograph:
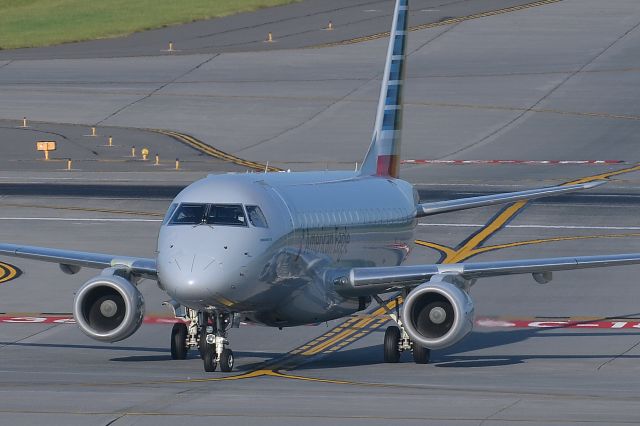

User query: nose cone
[158,250,223,302]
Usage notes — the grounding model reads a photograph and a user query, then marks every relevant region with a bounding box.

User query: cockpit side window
[246,205,268,228]
[169,203,206,225]
[162,203,179,225]
[206,204,247,226]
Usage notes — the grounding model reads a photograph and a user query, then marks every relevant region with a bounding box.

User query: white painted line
[419,223,640,230]
[0,217,161,222]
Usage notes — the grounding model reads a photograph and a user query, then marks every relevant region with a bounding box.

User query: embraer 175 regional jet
[2,0,640,373]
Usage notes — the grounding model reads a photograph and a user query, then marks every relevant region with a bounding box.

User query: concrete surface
[1,0,640,424]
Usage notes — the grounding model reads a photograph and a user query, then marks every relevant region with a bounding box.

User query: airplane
[2,0,640,373]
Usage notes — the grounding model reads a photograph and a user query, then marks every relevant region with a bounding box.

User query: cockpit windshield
[169,203,206,225]
[205,204,247,226]
[168,203,258,227]
[246,205,268,228]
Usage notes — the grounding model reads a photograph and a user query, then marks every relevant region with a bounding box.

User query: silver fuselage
[157,171,417,326]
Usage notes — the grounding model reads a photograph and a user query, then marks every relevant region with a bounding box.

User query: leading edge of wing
[417,180,605,217]
[0,243,156,279]
[335,252,640,295]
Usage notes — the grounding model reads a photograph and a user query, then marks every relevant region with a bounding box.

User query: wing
[0,243,156,279]
[417,181,604,217]
[333,253,640,295]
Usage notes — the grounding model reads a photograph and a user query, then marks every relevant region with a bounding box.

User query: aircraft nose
[158,251,222,302]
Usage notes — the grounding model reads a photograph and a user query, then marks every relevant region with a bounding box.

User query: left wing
[417,181,604,217]
[333,253,640,295]
[0,243,157,279]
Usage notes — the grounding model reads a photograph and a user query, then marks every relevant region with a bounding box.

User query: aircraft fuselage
[157,171,417,326]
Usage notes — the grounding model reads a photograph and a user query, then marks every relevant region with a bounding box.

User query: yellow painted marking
[313,0,562,48]
[566,164,640,185]
[0,262,19,284]
[472,233,640,256]
[414,240,456,258]
[152,129,283,172]
[447,201,528,263]
[302,316,375,355]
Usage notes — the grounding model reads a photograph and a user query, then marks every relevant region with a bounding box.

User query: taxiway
[1,0,640,424]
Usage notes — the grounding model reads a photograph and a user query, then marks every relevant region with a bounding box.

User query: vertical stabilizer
[359,0,409,179]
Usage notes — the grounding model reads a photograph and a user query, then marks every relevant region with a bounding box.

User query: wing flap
[417,181,605,217]
[334,253,640,295]
[0,243,156,279]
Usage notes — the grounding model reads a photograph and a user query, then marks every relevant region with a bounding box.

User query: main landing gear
[375,295,431,364]
[167,304,235,372]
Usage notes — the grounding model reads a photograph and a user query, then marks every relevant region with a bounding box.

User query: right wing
[334,253,640,295]
[417,181,604,217]
[0,243,156,279]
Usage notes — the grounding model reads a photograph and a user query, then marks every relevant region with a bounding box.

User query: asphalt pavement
[1,0,640,424]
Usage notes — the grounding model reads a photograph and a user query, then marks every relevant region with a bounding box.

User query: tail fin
[359,0,409,179]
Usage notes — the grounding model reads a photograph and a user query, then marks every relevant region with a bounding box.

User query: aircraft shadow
[0,341,167,352]
[110,350,282,363]
[290,322,640,370]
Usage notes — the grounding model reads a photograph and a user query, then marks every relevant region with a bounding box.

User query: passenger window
[246,205,268,228]
[206,204,247,226]
[162,203,178,225]
[170,203,206,225]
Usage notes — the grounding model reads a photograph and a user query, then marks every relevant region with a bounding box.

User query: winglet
[359,0,409,179]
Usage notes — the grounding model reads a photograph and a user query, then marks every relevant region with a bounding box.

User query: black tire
[412,343,430,364]
[198,313,212,359]
[203,345,217,372]
[198,326,207,359]
[220,348,234,372]
[170,323,188,360]
[383,326,401,363]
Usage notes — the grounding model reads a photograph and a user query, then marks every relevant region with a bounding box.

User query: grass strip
[0,0,299,49]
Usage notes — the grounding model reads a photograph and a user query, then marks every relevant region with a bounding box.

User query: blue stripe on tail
[359,0,409,179]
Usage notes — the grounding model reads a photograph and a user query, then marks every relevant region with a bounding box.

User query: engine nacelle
[73,272,145,342]
[401,282,474,350]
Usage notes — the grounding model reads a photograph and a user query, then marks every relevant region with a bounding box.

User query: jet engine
[73,272,144,342]
[401,281,474,349]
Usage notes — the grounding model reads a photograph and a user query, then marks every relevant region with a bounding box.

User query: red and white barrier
[1,315,639,330]
[402,159,624,165]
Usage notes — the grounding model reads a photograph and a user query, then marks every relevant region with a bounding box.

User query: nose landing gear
[166,302,236,372]
[201,311,234,372]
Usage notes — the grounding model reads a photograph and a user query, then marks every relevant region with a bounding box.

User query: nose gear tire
[220,348,234,372]
[203,346,217,372]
